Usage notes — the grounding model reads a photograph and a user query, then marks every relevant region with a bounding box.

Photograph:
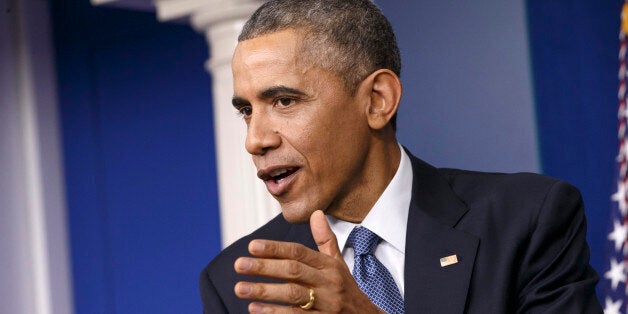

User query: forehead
[232,29,324,99]
[233,29,302,73]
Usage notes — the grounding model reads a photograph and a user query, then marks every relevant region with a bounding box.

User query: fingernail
[235,258,252,271]
[236,283,252,295]
[249,302,264,313]
[250,241,265,253]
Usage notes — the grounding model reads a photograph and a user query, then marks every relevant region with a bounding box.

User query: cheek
[305,120,365,175]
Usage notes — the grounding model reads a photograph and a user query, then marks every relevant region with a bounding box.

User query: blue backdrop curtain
[526,0,622,294]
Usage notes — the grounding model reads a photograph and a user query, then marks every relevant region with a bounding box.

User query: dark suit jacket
[200,153,602,313]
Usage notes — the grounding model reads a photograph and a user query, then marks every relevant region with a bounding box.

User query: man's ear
[362,69,401,130]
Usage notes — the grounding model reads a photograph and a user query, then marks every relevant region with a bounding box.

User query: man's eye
[238,106,252,116]
[276,98,294,107]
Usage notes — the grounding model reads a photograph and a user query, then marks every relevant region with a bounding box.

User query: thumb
[310,210,343,260]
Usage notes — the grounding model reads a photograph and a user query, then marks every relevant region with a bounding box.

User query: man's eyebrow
[232,97,249,108]
[232,86,307,108]
[258,86,307,99]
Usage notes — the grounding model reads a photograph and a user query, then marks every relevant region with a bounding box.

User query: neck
[327,139,401,223]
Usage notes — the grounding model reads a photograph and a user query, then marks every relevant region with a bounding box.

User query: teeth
[269,168,289,178]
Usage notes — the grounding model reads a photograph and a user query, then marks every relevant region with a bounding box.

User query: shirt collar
[328,144,413,254]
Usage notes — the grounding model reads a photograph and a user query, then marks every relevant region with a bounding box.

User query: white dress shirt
[326,144,412,297]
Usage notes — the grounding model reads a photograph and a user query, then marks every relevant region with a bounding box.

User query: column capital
[91,0,264,25]
[188,1,262,33]
[153,0,264,25]
[153,0,264,71]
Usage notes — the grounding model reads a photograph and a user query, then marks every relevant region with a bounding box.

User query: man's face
[231,29,374,223]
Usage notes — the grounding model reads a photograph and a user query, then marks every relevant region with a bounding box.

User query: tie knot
[347,226,381,256]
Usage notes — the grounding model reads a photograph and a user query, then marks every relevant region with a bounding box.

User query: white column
[0,1,73,314]
[154,0,280,248]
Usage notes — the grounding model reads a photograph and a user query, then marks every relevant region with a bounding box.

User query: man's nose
[245,111,281,155]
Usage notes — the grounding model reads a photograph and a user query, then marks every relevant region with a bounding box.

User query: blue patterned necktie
[347,226,404,314]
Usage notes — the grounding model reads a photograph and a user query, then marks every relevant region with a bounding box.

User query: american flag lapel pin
[440,254,458,267]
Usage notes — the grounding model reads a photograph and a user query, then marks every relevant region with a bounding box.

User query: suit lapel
[276,152,479,312]
[404,153,479,313]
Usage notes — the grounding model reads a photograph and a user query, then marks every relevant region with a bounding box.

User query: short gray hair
[238,0,401,95]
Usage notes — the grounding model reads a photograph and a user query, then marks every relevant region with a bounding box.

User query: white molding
[91,0,155,11]
[153,0,262,22]
[154,0,208,21]
[188,2,262,30]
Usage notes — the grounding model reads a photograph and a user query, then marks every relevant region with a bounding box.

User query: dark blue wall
[51,2,221,313]
[526,0,622,293]
[378,1,540,173]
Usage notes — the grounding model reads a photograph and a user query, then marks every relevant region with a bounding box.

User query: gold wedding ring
[299,288,315,310]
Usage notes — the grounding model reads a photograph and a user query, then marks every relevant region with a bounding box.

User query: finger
[248,302,318,314]
[234,256,319,283]
[234,281,312,306]
[247,239,327,268]
[309,210,343,260]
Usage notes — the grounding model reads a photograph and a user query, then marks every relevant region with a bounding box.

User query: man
[200,0,602,313]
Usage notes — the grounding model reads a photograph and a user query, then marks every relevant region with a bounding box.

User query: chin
[280,205,315,224]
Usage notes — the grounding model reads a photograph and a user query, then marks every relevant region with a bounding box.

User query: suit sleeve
[199,267,228,314]
[516,180,602,313]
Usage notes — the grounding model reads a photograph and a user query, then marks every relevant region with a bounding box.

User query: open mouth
[267,167,299,184]
[258,166,300,196]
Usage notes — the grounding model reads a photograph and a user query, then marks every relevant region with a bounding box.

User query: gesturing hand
[233,210,385,313]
